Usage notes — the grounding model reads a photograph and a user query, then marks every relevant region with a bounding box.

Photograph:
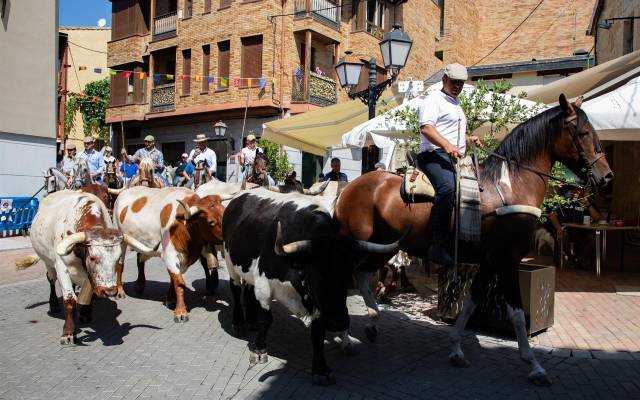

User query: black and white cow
[222,188,402,384]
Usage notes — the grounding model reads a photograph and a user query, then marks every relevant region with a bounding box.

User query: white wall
[0,133,56,197]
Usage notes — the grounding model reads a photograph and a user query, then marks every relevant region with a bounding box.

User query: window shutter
[204,0,211,13]
[133,66,145,103]
[220,0,232,9]
[202,45,210,92]
[241,35,263,87]
[217,41,230,89]
[182,49,191,95]
[110,72,128,106]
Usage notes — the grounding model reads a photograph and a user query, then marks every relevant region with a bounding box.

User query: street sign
[398,80,424,94]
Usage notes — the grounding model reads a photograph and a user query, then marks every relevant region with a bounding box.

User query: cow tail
[15,255,41,270]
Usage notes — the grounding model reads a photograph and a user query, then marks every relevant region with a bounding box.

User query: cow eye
[209,221,217,226]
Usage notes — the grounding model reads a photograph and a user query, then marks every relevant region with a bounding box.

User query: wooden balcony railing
[153,12,177,40]
[292,71,337,106]
[294,0,339,27]
[150,83,175,112]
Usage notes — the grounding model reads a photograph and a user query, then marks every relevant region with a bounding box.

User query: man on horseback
[77,136,105,186]
[189,134,217,178]
[61,143,78,178]
[417,63,479,267]
[120,135,168,185]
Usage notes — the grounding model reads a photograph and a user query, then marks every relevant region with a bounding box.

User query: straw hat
[246,134,256,142]
[193,134,210,142]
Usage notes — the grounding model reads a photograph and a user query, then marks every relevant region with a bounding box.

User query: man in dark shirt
[323,157,348,182]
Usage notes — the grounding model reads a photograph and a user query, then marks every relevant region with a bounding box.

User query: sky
[59,0,111,27]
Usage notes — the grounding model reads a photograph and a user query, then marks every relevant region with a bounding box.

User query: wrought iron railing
[366,21,384,39]
[153,12,177,39]
[291,71,337,106]
[294,0,339,27]
[151,83,175,112]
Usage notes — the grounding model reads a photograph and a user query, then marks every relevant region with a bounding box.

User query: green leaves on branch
[258,137,289,183]
[64,78,111,141]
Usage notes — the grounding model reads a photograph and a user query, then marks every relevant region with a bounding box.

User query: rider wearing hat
[77,136,105,184]
[417,63,479,267]
[238,134,263,176]
[188,133,217,177]
[61,143,78,177]
[174,153,195,186]
[120,135,165,174]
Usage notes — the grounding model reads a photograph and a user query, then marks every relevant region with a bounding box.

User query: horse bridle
[563,114,605,186]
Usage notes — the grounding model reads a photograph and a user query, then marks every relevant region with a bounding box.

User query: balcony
[294,0,339,28]
[151,83,175,112]
[153,12,177,41]
[292,71,337,106]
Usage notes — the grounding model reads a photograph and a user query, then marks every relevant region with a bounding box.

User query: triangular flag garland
[71,65,277,89]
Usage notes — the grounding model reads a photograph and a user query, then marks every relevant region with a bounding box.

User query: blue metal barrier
[0,197,40,233]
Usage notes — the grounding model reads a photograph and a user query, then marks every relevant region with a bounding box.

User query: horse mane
[482,105,580,181]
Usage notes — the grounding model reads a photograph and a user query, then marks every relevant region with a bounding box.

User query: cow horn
[123,234,157,254]
[266,186,281,193]
[56,232,87,256]
[240,177,247,190]
[303,180,330,195]
[177,198,201,220]
[107,188,124,196]
[219,193,235,201]
[355,227,411,254]
[274,221,312,255]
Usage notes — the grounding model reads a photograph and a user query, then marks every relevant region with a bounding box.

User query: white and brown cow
[113,186,226,322]
[18,190,130,344]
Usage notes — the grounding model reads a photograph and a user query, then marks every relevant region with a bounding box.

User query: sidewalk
[0,236,45,285]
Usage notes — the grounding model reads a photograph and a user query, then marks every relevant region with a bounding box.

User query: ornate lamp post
[334,24,413,120]
[213,120,228,137]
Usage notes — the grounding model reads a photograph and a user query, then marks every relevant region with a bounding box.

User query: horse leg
[498,266,550,385]
[356,271,379,342]
[449,260,493,367]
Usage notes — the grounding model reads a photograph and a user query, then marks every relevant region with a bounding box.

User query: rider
[238,134,262,177]
[102,146,123,186]
[77,136,105,185]
[174,153,195,186]
[61,143,78,178]
[120,135,167,183]
[417,63,479,267]
[189,134,217,178]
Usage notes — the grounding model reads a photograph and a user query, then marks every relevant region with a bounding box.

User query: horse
[191,159,213,190]
[163,165,177,187]
[71,158,92,190]
[333,95,613,384]
[103,159,121,190]
[43,168,68,194]
[126,158,166,188]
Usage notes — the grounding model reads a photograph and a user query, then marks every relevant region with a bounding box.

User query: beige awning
[262,88,404,156]
[526,50,640,104]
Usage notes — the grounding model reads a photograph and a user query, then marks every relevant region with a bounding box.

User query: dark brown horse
[334,95,613,384]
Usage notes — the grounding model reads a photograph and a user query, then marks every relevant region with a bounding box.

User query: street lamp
[597,16,640,30]
[334,24,413,120]
[213,120,227,137]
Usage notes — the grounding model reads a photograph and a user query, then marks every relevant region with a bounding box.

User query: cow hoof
[449,353,470,368]
[116,287,127,299]
[232,324,246,338]
[529,370,551,386]
[60,334,76,345]
[364,326,378,343]
[249,349,268,366]
[174,314,189,323]
[312,373,336,386]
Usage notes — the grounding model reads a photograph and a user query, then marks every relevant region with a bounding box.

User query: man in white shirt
[418,63,479,267]
[189,134,217,177]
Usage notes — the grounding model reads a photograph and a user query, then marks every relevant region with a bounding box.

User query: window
[366,0,385,28]
[182,49,191,95]
[217,40,230,90]
[127,72,135,103]
[434,50,443,61]
[204,0,211,13]
[241,35,262,87]
[623,20,635,55]
[202,45,210,92]
[110,64,145,105]
[184,0,193,17]
[300,43,316,71]
[220,0,232,9]
[438,0,445,36]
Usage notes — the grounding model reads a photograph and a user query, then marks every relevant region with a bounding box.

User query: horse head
[553,94,613,188]
[138,158,155,187]
[72,158,92,189]
[43,168,68,193]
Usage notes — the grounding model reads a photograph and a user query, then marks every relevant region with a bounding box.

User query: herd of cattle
[19,177,406,384]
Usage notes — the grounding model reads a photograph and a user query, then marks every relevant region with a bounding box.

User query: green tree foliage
[259,137,289,183]
[64,78,111,141]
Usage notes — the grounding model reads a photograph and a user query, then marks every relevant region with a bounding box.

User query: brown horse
[126,158,166,188]
[334,95,613,384]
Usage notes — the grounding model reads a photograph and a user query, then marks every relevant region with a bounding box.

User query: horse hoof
[249,349,268,366]
[116,288,127,299]
[529,370,552,386]
[449,353,470,368]
[174,314,189,323]
[364,326,378,343]
[60,334,76,345]
[232,324,246,338]
[312,372,336,386]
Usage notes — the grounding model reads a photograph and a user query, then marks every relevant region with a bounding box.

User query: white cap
[443,63,468,81]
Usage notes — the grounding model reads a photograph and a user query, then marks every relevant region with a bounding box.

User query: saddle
[399,167,435,203]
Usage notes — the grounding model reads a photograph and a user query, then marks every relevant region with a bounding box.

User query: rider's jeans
[417,149,457,243]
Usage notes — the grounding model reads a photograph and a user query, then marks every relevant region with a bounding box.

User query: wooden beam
[304,30,312,102]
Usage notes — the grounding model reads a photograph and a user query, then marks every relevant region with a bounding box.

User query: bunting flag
[78,66,87,71]
[166,74,174,81]
[194,75,201,82]
[220,77,228,87]
[153,73,161,83]
[233,77,241,88]
[259,78,266,89]
[93,68,102,73]
[181,74,189,80]
[123,71,132,78]
[138,72,146,80]
[207,76,214,84]
[109,69,117,76]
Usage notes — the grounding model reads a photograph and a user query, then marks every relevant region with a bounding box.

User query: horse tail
[15,255,40,269]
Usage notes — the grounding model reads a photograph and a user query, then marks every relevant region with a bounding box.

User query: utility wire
[68,40,108,54]
[67,45,82,92]
[472,0,546,66]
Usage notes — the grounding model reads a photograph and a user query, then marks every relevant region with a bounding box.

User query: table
[561,223,640,278]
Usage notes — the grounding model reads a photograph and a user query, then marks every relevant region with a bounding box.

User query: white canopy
[583,77,640,141]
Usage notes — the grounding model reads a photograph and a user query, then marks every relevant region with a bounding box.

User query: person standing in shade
[323,157,348,182]
[417,63,480,267]
[189,134,217,177]
[77,136,105,185]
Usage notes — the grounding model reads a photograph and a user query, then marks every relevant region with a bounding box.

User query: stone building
[587,0,639,64]
[0,0,58,197]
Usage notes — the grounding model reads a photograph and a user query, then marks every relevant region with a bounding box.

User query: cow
[16,190,134,344]
[113,186,227,321]
[222,188,404,384]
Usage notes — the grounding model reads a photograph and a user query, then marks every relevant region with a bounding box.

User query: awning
[583,77,640,141]
[525,49,640,104]
[262,89,404,156]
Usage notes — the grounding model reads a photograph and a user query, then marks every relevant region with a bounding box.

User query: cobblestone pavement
[2,250,640,399]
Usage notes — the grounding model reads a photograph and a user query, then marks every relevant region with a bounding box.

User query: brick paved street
[2,243,640,399]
